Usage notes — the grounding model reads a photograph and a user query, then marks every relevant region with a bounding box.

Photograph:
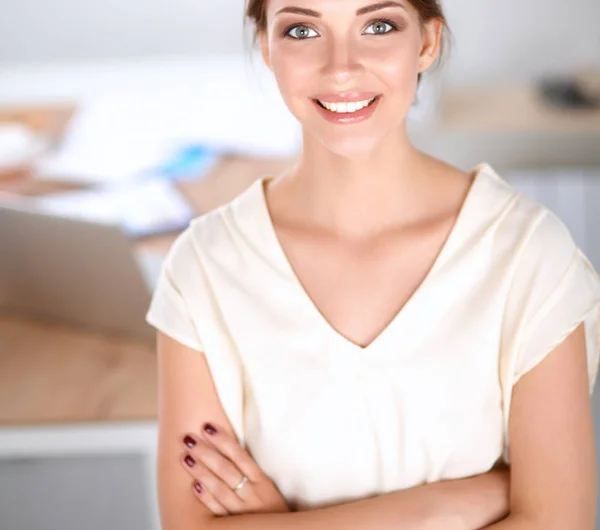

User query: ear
[418,18,443,73]
[258,30,272,71]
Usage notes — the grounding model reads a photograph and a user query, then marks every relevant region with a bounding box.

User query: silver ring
[233,475,248,491]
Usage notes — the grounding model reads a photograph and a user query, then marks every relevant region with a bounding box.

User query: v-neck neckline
[250,163,491,354]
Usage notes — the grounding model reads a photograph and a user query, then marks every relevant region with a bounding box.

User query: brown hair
[244,0,452,86]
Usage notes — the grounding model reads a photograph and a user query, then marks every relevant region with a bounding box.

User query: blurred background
[0,0,599,529]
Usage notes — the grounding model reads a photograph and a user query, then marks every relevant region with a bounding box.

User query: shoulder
[472,163,577,267]
[165,182,260,275]
[507,191,577,278]
[485,176,582,313]
[164,209,220,262]
[495,173,600,401]
[164,207,229,275]
[523,207,576,261]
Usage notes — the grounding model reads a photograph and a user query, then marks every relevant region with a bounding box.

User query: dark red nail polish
[183,436,196,448]
[204,423,217,435]
[184,455,195,467]
[194,482,203,494]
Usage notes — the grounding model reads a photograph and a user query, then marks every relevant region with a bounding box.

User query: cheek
[270,47,320,116]
[368,42,422,91]
[271,44,318,83]
[366,49,421,118]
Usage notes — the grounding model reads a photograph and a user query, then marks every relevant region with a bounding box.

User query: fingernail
[204,423,217,435]
[194,482,203,494]
[183,436,196,448]
[184,455,195,467]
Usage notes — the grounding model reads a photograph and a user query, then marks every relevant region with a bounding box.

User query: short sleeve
[503,210,600,392]
[145,226,204,351]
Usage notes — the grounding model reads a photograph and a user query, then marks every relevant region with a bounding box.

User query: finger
[184,435,247,491]
[180,452,245,512]
[191,481,228,516]
[201,423,263,482]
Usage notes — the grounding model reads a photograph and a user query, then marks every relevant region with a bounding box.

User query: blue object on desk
[155,144,220,180]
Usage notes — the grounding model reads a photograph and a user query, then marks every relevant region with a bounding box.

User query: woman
[146,1,600,528]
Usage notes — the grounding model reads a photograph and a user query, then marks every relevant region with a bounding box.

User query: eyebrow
[275,2,407,18]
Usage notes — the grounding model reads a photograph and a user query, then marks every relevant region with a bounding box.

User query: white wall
[1,0,599,87]
[442,0,600,86]
[0,0,248,63]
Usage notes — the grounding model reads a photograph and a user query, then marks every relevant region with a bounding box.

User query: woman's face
[260,0,442,157]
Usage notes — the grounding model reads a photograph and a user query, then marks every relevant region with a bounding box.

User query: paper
[35,98,190,182]
[34,54,301,183]
[31,179,196,239]
[0,123,48,170]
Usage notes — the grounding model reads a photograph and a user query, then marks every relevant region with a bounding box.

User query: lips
[312,94,383,124]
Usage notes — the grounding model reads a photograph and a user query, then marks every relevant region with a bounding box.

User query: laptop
[0,200,166,341]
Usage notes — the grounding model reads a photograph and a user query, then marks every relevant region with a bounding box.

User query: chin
[317,134,386,158]
[301,119,395,158]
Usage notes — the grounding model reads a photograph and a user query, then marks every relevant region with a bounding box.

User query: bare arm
[205,472,508,530]
[157,331,508,530]
[483,323,597,530]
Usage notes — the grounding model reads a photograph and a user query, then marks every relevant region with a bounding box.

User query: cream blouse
[146,162,600,511]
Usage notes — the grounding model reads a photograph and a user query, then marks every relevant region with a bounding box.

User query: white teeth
[318,97,376,113]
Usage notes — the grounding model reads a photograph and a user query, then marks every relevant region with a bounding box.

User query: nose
[321,37,365,86]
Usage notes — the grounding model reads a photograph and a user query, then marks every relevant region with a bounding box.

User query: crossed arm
[156,322,596,530]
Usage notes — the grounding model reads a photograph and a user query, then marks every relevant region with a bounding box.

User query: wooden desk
[0,155,294,426]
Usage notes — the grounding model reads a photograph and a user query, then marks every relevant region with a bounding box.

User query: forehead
[266,0,413,16]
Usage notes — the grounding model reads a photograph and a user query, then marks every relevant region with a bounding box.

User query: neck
[280,125,438,240]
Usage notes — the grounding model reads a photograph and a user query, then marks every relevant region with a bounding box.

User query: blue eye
[284,25,319,40]
[363,19,399,35]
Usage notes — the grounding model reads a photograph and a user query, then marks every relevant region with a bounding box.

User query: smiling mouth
[314,96,380,114]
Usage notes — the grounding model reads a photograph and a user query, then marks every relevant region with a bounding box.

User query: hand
[180,422,290,516]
